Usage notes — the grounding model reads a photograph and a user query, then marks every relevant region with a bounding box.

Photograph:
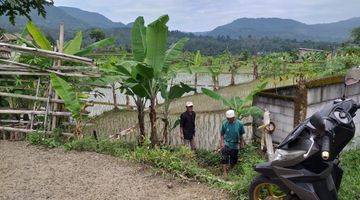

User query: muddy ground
[0,141,229,200]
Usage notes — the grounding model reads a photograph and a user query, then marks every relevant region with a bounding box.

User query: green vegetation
[202,82,267,120]
[338,149,360,200]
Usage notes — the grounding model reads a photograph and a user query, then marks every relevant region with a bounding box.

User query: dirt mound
[0,141,228,200]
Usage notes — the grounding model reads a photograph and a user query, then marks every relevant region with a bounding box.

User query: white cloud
[54,0,360,32]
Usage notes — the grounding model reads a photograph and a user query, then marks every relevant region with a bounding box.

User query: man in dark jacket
[180,101,196,150]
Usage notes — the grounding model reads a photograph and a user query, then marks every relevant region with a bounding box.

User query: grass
[26,132,360,200]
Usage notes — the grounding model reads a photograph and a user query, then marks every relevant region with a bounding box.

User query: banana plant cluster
[201,81,267,120]
[101,15,193,146]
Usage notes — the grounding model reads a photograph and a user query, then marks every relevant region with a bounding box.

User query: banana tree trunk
[253,59,258,79]
[149,96,158,146]
[111,83,118,109]
[135,98,145,144]
[213,76,220,90]
[194,73,198,93]
[162,102,170,144]
[75,120,83,139]
[126,95,131,110]
[230,71,235,86]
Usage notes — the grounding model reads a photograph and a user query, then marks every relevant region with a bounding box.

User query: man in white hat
[220,109,245,177]
[180,101,196,150]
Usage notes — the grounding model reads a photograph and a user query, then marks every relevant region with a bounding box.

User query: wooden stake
[52,23,64,131]
[30,78,41,130]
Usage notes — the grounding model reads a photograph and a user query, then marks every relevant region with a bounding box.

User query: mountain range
[0,5,359,55]
[203,17,360,42]
[1,5,359,43]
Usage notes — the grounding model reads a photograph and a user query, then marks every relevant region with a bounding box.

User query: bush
[27,131,63,148]
[339,149,360,200]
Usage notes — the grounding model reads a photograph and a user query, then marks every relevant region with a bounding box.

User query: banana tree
[201,82,267,120]
[103,15,189,146]
[50,73,87,138]
[207,56,223,90]
[160,82,194,144]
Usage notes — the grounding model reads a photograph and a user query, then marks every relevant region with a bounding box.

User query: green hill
[202,17,360,42]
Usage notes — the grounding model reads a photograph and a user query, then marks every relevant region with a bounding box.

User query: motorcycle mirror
[345,66,360,86]
[309,112,325,133]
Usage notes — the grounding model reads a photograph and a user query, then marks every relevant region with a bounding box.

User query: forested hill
[201,17,360,42]
[0,5,349,55]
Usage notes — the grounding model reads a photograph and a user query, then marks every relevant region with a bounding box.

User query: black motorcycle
[249,67,360,200]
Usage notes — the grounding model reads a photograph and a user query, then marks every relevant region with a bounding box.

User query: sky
[54,0,360,32]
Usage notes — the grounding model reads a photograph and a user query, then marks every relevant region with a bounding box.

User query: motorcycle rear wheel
[249,176,299,200]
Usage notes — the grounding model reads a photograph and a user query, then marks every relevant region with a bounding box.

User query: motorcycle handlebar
[321,135,331,160]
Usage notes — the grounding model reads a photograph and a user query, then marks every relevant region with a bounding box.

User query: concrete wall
[253,96,295,143]
[254,83,360,149]
[306,83,360,149]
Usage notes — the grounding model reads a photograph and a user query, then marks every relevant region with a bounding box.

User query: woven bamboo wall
[84,109,252,150]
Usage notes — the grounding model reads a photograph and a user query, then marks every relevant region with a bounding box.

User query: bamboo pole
[0,71,49,76]
[0,42,94,65]
[0,126,73,137]
[0,109,71,116]
[52,23,64,131]
[0,59,98,72]
[0,91,133,107]
[44,50,56,132]
[0,91,64,103]
[30,78,41,130]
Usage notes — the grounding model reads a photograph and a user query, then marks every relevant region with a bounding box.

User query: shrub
[339,149,360,200]
[27,131,63,148]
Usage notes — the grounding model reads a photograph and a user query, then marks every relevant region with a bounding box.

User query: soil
[0,141,229,200]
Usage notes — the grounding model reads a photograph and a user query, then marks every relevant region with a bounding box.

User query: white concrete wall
[254,96,295,143]
[306,83,360,149]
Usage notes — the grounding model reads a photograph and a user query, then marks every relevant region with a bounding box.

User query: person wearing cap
[220,109,245,177]
[180,101,196,150]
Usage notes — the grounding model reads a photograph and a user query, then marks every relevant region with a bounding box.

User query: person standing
[180,101,196,150]
[220,109,245,177]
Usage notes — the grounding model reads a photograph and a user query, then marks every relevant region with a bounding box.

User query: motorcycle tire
[249,175,300,200]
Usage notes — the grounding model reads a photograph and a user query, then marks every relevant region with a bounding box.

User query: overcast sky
[54,0,360,32]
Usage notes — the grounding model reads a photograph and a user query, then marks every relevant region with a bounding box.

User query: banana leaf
[50,73,83,119]
[131,16,147,62]
[145,15,169,77]
[26,21,52,50]
[74,37,115,56]
[64,31,82,55]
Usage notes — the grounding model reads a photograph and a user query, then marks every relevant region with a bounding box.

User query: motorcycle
[249,67,360,200]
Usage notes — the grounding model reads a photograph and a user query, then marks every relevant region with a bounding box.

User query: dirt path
[0,141,229,200]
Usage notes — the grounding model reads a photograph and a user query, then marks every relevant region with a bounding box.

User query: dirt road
[0,141,228,200]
